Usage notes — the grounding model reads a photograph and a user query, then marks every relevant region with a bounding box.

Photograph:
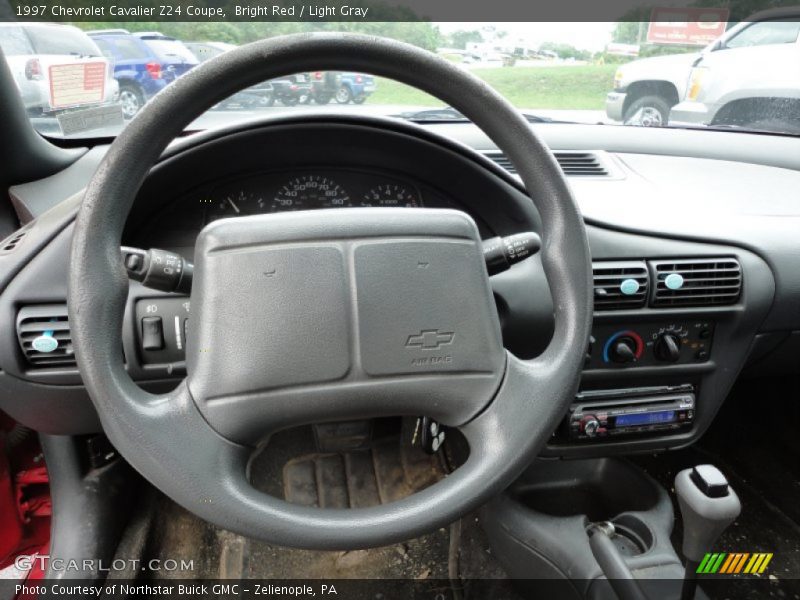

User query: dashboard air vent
[592,261,649,310]
[0,225,30,254]
[16,305,76,368]
[555,152,609,176]
[651,258,742,307]
[485,151,609,177]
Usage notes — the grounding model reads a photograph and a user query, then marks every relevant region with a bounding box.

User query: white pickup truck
[669,9,800,134]
[607,9,800,133]
[605,51,699,126]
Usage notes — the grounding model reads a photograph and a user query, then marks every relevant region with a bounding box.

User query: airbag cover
[186,208,505,442]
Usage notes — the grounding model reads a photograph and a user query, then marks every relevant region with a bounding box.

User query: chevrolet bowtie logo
[405,329,455,350]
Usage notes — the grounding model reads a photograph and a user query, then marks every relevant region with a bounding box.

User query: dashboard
[2,115,799,460]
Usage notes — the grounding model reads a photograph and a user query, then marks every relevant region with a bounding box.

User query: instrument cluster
[199,170,424,223]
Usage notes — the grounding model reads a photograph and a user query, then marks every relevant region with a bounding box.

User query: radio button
[582,416,600,438]
[141,316,164,351]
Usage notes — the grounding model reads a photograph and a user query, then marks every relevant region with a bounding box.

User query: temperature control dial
[610,337,638,363]
[603,330,644,364]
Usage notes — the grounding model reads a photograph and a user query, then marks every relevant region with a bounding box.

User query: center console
[540,248,774,459]
[481,458,686,599]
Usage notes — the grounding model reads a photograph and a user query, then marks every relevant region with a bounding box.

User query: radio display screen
[615,410,676,427]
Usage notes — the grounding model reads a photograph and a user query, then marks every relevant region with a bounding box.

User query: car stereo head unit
[566,385,695,441]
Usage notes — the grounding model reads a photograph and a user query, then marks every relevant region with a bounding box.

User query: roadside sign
[647,8,729,46]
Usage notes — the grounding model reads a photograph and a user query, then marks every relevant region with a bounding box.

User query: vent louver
[592,261,649,310]
[485,151,609,177]
[16,305,76,368]
[651,258,742,307]
[0,225,30,253]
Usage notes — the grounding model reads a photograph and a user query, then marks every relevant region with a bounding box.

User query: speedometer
[361,184,421,208]
[272,175,351,211]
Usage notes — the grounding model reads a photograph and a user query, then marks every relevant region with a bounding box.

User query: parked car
[185,41,274,109]
[335,72,377,104]
[0,23,118,116]
[183,40,232,62]
[269,72,313,106]
[186,42,312,108]
[88,29,198,118]
[304,70,342,104]
[669,9,800,133]
[299,71,377,105]
[605,52,699,126]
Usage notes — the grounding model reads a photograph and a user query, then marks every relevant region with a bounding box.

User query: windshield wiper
[674,122,800,136]
[395,106,573,124]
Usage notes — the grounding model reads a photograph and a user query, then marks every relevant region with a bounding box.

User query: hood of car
[619,52,700,78]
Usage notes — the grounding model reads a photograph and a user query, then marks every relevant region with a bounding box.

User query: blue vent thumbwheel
[664,273,685,290]
[32,331,59,353]
[619,278,640,296]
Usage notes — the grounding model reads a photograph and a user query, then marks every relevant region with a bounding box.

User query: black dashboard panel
[139,166,451,248]
[0,115,791,456]
[125,118,539,251]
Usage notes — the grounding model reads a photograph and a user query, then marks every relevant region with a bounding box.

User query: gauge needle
[227,197,241,214]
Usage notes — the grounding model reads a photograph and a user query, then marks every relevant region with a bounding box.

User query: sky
[435,22,617,53]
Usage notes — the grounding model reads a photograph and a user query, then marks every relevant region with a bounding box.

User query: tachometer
[361,183,421,208]
[272,175,351,211]
[207,189,266,221]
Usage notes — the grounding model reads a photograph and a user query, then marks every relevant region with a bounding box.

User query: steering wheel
[68,33,592,549]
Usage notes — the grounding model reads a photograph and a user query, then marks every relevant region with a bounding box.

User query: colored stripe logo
[697,552,773,574]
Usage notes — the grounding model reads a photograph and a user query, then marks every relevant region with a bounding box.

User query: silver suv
[0,23,118,116]
[670,9,800,133]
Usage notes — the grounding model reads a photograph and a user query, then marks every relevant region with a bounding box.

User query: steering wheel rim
[68,32,592,549]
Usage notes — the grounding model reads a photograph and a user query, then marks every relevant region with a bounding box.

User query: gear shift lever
[675,465,741,600]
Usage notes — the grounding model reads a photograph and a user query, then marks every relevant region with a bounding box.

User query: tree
[691,0,796,21]
[449,29,483,50]
[539,42,591,61]
[76,21,442,51]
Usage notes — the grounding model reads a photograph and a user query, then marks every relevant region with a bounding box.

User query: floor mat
[282,438,444,508]
[238,426,452,579]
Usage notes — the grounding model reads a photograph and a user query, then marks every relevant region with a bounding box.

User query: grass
[368,64,617,110]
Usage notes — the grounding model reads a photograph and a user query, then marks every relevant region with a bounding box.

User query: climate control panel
[586,321,714,369]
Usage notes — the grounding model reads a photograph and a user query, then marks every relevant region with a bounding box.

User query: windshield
[3,19,800,138]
